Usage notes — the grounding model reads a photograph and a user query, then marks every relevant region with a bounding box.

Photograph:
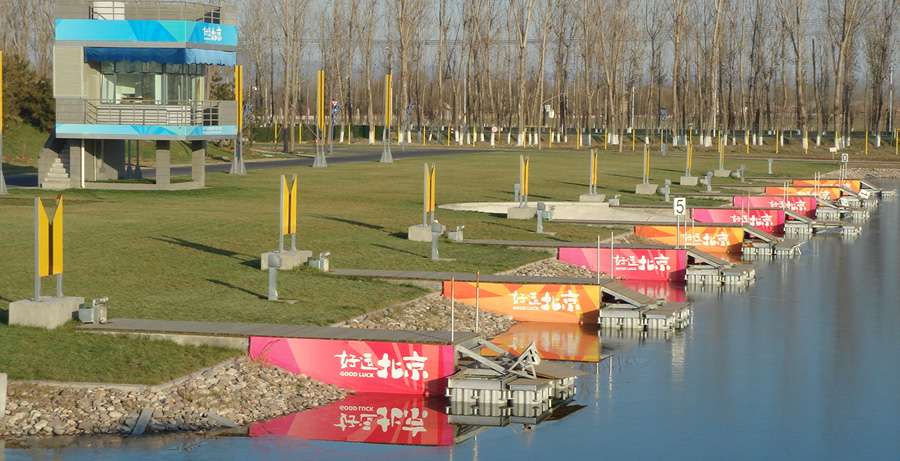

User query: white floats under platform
[8,296,84,329]
[598,302,692,331]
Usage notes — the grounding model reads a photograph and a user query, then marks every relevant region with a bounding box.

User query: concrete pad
[9,296,84,329]
[132,407,154,436]
[1,373,6,417]
[680,176,698,186]
[579,194,606,203]
[635,183,659,195]
[507,206,537,220]
[714,169,731,178]
[260,250,312,270]
[408,224,445,242]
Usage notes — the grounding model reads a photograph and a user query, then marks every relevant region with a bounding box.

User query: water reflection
[248,391,582,447]
[486,322,600,362]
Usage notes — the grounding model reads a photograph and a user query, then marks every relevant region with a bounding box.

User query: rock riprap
[1,356,349,438]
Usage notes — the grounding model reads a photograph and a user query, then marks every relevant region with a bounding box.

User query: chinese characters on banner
[249,337,455,395]
[793,179,860,193]
[691,208,785,235]
[634,225,744,253]
[442,282,601,323]
[558,248,687,282]
[249,392,453,446]
[765,186,842,201]
[733,196,817,219]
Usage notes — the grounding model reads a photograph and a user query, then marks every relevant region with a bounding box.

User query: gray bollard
[514,183,521,203]
[706,172,713,192]
[431,221,442,260]
[768,159,773,175]
[740,165,746,183]
[663,179,672,202]
[267,254,282,301]
[536,202,546,233]
[661,143,667,157]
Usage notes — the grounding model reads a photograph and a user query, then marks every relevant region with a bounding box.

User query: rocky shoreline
[822,168,900,178]
[1,356,348,440]
[1,258,596,443]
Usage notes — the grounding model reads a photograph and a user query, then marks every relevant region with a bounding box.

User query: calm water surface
[7,180,899,460]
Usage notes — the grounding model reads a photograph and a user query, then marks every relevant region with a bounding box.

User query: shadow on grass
[239,258,262,270]
[372,243,425,258]
[155,236,247,259]
[207,279,265,299]
[313,215,386,231]
[1,308,8,324]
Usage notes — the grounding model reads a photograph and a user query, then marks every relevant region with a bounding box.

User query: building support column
[156,140,170,187]
[191,140,206,187]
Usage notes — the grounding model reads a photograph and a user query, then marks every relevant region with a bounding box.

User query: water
[6,180,899,460]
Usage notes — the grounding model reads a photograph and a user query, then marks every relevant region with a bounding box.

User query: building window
[99,62,206,104]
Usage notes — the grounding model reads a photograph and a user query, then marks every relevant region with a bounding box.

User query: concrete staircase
[38,132,73,190]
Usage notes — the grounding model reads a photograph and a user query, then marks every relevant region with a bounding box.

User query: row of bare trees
[3,0,899,150]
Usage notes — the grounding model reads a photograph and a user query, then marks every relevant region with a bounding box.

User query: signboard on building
[249,337,456,395]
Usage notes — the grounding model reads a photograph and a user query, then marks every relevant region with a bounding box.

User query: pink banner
[558,247,687,282]
[691,208,785,235]
[732,195,817,219]
[249,392,453,446]
[249,337,456,395]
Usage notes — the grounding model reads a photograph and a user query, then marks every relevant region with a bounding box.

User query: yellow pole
[274,121,278,142]
[604,129,608,150]
[632,129,636,151]
[549,129,553,148]
[235,65,243,133]
[447,126,451,146]
[422,125,426,145]
[896,130,898,156]
[865,130,869,155]
[775,130,779,155]
[746,132,750,154]
[688,143,693,171]
[805,129,809,154]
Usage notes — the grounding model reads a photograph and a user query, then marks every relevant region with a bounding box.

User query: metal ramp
[687,248,732,268]
[784,209,815,236]
[600,280,660,307]
[447,339,585,415]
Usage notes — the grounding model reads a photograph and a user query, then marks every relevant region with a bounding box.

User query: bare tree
[863,0,897,133]
[509,0,538,146]
[824,0,871,144]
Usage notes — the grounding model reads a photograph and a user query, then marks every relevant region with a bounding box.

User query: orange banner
[634,225,744,253]
[443,281,600,324]
[765,186,841,201]
[793,179,860,193]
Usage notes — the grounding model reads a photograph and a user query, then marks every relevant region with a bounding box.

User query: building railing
[58,99,237,127]
[56,0,236,25]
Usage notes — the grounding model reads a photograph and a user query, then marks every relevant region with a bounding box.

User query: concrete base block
[579,194,606,203]
[635,183,659,195]
[507,206,536,220]
[9,296,84,329]
[260,250,312,270]
[680,176,698,186]
[714,169,731,178]
[408,224,445,242]
[1,372,6,417]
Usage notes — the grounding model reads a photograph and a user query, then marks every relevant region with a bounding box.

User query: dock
[77,318,479,348]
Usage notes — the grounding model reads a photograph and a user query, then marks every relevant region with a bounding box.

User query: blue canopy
[84,47,235,66]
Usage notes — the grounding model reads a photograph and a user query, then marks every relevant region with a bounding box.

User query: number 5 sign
[673,197,687,216]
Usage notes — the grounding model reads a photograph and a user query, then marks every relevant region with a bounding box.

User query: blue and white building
[43,0,238,190]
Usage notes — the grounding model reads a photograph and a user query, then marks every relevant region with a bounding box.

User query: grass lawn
[0,147,840,384]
